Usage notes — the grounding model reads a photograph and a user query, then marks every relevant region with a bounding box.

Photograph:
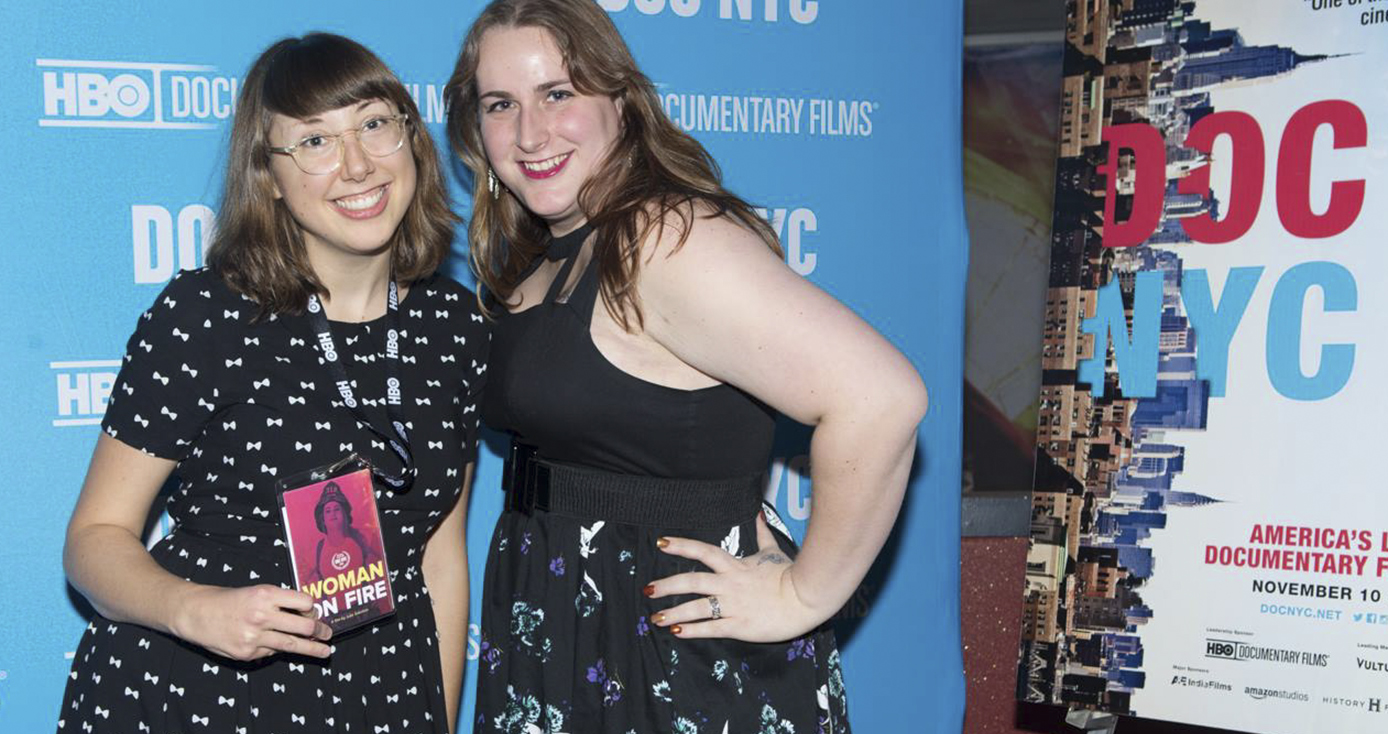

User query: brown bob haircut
[444,0,779,328]
[208,33,458,318]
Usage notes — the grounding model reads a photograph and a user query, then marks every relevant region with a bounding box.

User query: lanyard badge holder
[277,454,395,634]
[276,280,413,634]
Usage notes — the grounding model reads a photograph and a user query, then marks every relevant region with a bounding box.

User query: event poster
[1018,1,1388,731]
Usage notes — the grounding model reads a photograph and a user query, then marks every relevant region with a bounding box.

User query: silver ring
[707,595,722,620]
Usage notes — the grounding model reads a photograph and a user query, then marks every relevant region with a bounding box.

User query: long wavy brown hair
[444,0,780,328]
[208,33,458,319]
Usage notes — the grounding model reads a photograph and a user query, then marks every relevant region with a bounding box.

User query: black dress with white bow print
[57,267,488,734]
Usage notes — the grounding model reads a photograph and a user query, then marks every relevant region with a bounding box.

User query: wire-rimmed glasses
[268,114,410,175]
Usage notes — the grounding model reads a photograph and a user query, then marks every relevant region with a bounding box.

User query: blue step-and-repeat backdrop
[0,1,966,731]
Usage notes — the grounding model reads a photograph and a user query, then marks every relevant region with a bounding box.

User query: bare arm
[422,462,473,734]
[641,212,927,640]
[64,433,332,659]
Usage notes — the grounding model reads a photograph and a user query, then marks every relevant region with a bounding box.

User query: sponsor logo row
[1171,671,1388,710]
[1178,639,1388,710]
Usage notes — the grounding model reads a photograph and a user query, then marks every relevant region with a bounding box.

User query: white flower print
[579,521,605,559]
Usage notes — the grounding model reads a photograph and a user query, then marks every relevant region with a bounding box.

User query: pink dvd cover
[278,467,395,634]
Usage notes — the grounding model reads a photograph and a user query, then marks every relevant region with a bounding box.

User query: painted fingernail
[654,612,666,625]
[656,537,670,549]
[670,625,683,635]
[643,583,655,597]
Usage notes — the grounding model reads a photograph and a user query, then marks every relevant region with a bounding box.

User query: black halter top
[480,224,776,479]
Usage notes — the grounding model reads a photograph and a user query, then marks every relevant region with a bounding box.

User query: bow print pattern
[68,270,490,734]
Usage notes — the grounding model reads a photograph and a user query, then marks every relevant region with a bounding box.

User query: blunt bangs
[261,34,410,123]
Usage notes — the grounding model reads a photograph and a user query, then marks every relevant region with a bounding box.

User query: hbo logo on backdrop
[38,59,238,129]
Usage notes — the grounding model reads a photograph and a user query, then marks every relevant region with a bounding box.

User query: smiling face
[475,25,623,236]
[268,99,417,264]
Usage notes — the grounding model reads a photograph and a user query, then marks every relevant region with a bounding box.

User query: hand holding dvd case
[277,455,395,634]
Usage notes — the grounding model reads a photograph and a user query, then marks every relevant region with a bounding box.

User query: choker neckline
[544,222,593,261]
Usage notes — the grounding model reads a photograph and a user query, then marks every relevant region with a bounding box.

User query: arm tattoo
[757,553,790,566]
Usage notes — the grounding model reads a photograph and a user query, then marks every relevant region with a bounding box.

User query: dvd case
[277,458,395,634]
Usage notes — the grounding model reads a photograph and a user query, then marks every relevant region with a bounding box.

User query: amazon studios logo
[1245,685,1309,702]
[38,59,239,129]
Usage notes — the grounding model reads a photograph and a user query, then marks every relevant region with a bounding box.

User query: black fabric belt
[502,440,764,529]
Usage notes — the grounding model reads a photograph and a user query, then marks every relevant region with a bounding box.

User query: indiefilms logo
[1170,674,1231,692]
[38,59,238,130]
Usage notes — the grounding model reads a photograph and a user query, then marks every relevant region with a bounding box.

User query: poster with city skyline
[1017,1,1388,732]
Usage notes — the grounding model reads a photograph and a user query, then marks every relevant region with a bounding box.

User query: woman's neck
[308,245,394,323]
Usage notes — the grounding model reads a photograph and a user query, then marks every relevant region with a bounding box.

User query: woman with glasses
[445,1,927,731]
[58,33,485,734]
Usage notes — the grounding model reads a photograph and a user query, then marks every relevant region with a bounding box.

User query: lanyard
[304,280,414,490]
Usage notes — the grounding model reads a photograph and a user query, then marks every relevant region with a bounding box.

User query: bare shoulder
[635,199,782,285]
[628,198,807,357]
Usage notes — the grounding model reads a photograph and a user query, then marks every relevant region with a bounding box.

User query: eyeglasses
[268,114,410,175]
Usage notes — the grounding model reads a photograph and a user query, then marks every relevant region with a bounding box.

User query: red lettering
[1101,123,1166,247]
[1179,111,1264,244]
[1099,101,1366,246]
[1276,99,1366,238]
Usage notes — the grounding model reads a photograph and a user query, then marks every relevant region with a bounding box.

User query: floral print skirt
[472,503,851,734]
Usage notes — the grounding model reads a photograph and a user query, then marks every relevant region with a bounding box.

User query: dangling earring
[487,168,500,199]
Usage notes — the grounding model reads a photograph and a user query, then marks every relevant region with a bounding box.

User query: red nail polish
[643,583,655,597]
[670,624,682,635]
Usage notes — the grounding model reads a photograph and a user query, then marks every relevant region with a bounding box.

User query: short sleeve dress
[472,225,852,734]
[57,267,489,734]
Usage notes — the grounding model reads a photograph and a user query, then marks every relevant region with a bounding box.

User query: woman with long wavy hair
[446,1,927,731]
